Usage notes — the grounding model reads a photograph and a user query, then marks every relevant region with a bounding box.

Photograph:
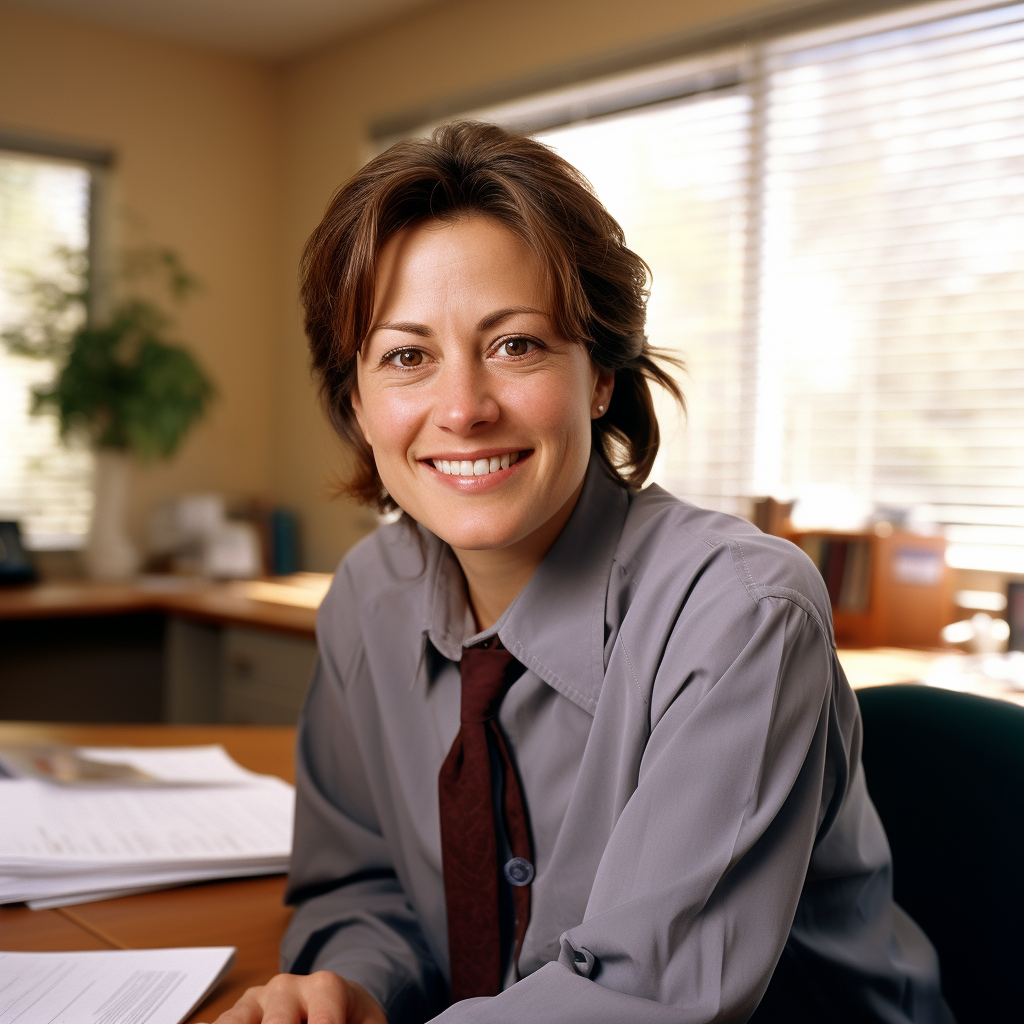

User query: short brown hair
[301,120,683,513]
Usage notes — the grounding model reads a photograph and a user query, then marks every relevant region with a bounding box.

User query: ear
[349,384,372,448]
[591,369,615,419]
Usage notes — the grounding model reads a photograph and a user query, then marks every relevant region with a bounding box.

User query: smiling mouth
[428,451,526,477]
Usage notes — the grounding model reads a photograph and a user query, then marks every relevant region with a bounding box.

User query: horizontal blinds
[758,0,1024,570]
[0,152,93,548]
[537,90,754,515]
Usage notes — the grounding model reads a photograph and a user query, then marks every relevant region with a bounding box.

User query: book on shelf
[798,536,872,614]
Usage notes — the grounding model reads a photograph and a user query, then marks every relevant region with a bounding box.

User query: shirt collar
[422,452,629,715]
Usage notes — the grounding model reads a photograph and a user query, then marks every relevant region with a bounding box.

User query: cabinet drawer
[221,626,317,725]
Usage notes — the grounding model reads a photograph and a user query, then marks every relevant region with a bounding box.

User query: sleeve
[429,587,839,1023]
[281,621,447,1023]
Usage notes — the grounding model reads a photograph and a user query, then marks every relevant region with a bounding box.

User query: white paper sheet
[0,778,293,867]
[0,948,235,1024]
[14,860,289,908]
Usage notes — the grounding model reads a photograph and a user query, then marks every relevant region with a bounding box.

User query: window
[0,148,95,549]
[409,0,1024,572]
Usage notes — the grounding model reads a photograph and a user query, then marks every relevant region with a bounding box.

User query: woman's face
[351,215,613,556]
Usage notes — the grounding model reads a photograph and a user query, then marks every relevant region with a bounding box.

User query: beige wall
[275,0,784,570]
[2,0,785,571]
[0,5,283,547]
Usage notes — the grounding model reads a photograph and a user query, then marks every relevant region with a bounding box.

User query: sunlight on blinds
[539,92,753,515]
[0,152,93,548]
[758,1,1024,570]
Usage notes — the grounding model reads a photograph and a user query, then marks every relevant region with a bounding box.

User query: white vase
[85,449,138,580]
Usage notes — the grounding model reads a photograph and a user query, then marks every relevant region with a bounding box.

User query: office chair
[857,683,1024,1024]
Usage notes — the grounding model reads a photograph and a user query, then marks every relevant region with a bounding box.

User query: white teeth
[433,452,524,477]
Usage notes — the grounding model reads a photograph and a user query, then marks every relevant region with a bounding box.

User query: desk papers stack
[0,745,293,909]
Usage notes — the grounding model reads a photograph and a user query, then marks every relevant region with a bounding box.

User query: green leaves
[123,333,214,460]
[4,247,214,463]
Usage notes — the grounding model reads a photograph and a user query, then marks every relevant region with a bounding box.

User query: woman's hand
[202,972,388,1024]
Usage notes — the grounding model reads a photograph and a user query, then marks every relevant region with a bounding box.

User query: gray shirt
[282,456,946,1023]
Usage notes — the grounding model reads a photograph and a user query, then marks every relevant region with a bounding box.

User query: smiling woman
[208,122,951,1024]
[300,122,681,517]
[351,216,612,625]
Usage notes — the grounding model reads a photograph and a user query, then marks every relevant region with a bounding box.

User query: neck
[453,476,585,632]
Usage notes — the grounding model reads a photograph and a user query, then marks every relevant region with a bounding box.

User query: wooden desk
[838,647,1024,709]
[0,577,329,724]
[0,576,327,640]
[0,723,296,1023]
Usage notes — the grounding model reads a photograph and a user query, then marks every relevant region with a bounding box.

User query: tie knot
[459,643,517,722]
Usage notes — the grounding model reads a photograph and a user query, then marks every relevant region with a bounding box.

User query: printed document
[0,948,235,1024]
[0,745,293,907]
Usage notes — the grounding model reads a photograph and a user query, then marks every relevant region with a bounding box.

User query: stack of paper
[0,745,293,909]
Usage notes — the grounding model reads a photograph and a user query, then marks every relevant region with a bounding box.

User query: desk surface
[0,575,331,639]
[0,723,297,1023]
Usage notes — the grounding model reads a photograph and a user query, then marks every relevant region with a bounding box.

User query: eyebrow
[370,306,548,338]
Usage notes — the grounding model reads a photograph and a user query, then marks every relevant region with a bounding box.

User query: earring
[597,405,605,414]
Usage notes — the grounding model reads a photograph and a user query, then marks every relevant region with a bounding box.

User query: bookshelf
[787,528,953,648]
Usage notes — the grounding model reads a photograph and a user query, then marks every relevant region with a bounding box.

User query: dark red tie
[438,640,533,1002]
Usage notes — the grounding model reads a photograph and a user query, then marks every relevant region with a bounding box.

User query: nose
[432,358,500,435]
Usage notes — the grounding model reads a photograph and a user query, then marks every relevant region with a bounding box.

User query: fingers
[200,973,365,1024]
[203,984,269,1024]
[205,984,278,1024]
[299,972,347,1024]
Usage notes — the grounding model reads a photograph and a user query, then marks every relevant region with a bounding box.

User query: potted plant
[2,247,214,579]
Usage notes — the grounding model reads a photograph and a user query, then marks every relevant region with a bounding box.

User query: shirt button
[503,857,534,887]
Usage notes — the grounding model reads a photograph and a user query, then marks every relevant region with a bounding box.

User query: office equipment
[789,529,952,647]
[857,684,1024,1024]
[0,947,235,1024]
[0,521,35,585]
[0,745,293,907]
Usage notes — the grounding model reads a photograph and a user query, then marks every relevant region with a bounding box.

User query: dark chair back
[857,683,1024,1024]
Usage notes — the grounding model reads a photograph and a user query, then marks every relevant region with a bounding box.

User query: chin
[430,523,524,552]
[417,506,533,553]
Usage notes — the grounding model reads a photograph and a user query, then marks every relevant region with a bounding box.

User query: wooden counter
[0,574,330,639]
[839,646,1024,708]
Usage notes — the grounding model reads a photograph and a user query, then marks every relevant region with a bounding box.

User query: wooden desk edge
[0,582,317,639]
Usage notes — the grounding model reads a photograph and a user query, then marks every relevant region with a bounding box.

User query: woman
[212,122,948,1024]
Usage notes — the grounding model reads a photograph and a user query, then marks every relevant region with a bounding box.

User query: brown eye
[388,349,423,367]
[499,337,534,358]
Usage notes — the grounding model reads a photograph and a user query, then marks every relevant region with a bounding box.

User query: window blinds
[0,152,93,549]
[758,0,1024,571]
[521,0,1024,571]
